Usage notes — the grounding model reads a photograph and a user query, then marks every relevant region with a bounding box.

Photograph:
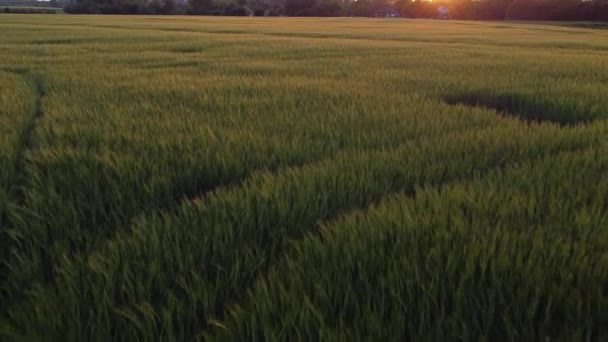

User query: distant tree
[247,0,267,14]
[408,1,437,18]
[189,0,213,13]
[352,0,371,16]
[58,0,608,20]
[163,0,177,13]
[148,0,164,13]
[65,0,101,14]
[315,0,343,16]
[505,0,580,20]
[546,0,584,20]
[285,0,315,15]
[449,0,508,20]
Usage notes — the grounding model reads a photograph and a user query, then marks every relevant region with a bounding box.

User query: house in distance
[438,6,450,19]
[370,5,400,18]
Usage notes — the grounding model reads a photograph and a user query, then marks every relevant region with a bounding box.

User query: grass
[0,15,607,340]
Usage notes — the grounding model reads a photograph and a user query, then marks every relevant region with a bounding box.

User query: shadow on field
[444,92,602,126]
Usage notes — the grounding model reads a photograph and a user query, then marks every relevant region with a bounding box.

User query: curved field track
[0,15,607,341]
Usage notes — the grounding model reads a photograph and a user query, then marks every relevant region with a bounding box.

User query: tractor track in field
[114,91,601,247]
[205,143,597,339]
[4,121,496,330]
[443,94,599,127]
[85,120,493,260]
[56,124,592,338]
[0,83,500,327]
[0,67,46,310]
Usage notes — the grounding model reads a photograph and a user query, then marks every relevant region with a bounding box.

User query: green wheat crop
[0,15,607,341]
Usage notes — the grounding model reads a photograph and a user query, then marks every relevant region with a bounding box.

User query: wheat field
[1,15,608,340]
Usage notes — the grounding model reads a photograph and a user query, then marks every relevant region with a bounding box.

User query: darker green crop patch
[32,38,91,45]
[171,46,206,54]
[445,92,603,126]
[561,22,608,30]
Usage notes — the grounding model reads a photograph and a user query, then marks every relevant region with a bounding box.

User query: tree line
[64,0,608,21]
